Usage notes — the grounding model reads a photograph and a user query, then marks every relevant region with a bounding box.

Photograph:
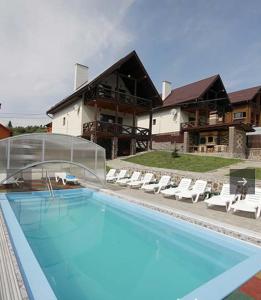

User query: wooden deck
[0,179,81,193]
[0,209,28,300]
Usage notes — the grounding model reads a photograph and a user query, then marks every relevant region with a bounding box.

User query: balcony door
[100,114,123,124]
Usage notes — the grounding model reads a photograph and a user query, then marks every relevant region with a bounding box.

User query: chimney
[74,63,89,91]
[162,80,172,100]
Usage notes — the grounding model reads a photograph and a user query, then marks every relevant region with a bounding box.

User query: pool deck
[103,183,261,244]
[0,209,28,300]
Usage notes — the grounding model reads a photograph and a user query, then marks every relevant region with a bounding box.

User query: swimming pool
[1,188,261,300]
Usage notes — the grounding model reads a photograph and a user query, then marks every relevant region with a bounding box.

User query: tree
[7,120,13,128]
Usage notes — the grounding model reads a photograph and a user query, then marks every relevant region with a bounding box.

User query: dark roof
[47,50,162,114]
[228,86,261,104]
[162,74,220,107]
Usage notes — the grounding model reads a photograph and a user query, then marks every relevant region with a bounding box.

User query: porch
[183,123,252,158]
[82,121,150,138]
[82,121,150,159]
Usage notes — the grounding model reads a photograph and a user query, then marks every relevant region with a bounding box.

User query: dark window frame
[233,112,246,119]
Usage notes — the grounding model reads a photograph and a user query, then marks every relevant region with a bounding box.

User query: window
[233,112,246,119]
[152,119,156,125]
[208,136,214,143]
[63,117,66,126]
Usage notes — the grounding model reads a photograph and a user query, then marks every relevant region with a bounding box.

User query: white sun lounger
[106,169,116,181]
[176,180,207,203]
[161,178,192,198]
[230,188,261,219]
[107,169,128,183]
[117,171,141,186]
[55,172,79,185]
[204,184,238,212]
[0,173,24,186]
[128,173,154,189]
[142,175,171,194]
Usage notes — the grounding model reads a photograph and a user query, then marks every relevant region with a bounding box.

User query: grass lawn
[256,168,261,180]
[124,151,242,172]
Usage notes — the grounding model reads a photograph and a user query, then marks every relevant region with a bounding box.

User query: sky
[0,0,261,126]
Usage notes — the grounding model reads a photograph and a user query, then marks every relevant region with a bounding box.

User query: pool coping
[0,193,57,300]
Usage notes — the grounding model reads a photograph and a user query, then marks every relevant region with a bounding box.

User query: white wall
[137,108,188,134]
[51,98,83,136]
[82,106,134,126]
[52,98,136,137]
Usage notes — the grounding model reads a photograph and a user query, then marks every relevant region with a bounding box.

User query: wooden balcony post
[111,137,118,159]
[195,105,199,126]
[93,101,98,143]
[132,111,136,135]
[148,106,153,150]
[115,103,119,124]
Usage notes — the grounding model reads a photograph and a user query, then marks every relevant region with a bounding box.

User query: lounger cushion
[231,201,259,213]
[205,195,235,206]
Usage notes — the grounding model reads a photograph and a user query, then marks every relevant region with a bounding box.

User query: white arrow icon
[238,178,247,186]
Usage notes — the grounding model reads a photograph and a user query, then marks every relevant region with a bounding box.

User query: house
[227,86,261,160]
[47,51,162,159]
[0,123,12,139]
[227,86,261,126]
[138,75,253,158]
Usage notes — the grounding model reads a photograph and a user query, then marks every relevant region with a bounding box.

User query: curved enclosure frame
[0,133,106,186]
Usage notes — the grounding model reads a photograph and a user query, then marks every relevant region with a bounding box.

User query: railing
[88,86,151,108]
[181,119,243,130]
[83,121,150,137]
[45,171,55,199]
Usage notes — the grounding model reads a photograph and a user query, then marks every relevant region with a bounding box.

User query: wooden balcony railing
[88,86,151,108]
[181,119,244,130]
[83,121,150,138]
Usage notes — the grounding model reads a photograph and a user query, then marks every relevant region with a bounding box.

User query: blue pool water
[5,189,260,300]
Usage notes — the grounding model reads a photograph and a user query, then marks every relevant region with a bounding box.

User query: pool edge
[2,188,261,300]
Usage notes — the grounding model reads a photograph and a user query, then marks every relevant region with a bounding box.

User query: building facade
[138,75,256,158]
[47,51,162,159]
[227,86,261,126]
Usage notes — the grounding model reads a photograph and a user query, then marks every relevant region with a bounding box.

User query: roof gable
[47,51,162,114]
[228,86,261,104]
[163,74,221,107]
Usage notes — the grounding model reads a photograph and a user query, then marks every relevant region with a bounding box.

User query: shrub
[171,147,179,158]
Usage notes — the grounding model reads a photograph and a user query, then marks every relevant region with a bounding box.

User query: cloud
[0,0,134,126]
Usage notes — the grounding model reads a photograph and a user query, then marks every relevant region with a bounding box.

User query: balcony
[180,119,247,131]
[83,121,150,139]
[86,86,151,110]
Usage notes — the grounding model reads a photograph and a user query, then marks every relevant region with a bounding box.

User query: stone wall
[152,141,183,151]
[228,126,247,158]
[247,148,261,160]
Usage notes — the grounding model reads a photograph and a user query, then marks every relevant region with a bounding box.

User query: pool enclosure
[0,133,106,187]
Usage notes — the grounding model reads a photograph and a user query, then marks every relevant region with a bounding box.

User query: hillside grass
[124,151,242,172]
